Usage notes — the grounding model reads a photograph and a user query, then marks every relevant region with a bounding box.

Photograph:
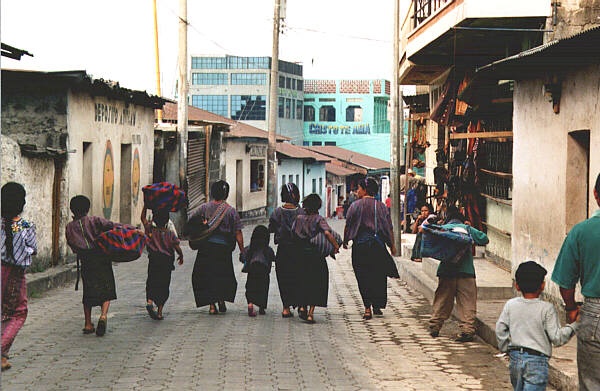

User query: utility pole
[390,0,403,254]
[153,0,163,122]
[177,0,188,190]
[266,0,281,217]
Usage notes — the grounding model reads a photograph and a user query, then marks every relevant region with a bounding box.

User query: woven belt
[508,347,547,357]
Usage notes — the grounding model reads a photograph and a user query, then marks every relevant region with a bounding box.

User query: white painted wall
[66,91,155,226]
[223,139,267,213]
[303,161,327,216]
[512,64,600,301]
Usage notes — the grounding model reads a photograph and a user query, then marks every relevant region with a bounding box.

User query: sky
[1,0,407,99]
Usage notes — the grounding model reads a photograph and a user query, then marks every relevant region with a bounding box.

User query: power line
[282,24,391,44]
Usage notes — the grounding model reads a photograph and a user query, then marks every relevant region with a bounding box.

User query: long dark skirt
[275,242,299,307]
[411,232,423,260]
[81,253,116,307]
[297,247,328,308]
[352,241,388,309]
[146,252,175,307]
[192,242,237,307]
[245,264,270,308]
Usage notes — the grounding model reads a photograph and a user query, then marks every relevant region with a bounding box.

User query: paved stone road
[2,220,525,390]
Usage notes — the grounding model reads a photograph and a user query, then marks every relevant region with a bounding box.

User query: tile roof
[158,102,289,141]
[305,146,390,171]
[276,142,330,162]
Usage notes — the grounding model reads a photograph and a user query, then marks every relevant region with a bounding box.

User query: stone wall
[512,63,600,301]
[1,135,69,270]
[545,0,600,41]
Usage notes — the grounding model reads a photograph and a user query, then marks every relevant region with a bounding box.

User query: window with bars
[191,73,228,85]
[231,95,266,121]
[191,95,228,117]
[319,106,336,122]
[304,105,315,121]
[231,73,267,85]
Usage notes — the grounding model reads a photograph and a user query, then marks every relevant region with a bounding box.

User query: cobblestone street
[2,220,521,391]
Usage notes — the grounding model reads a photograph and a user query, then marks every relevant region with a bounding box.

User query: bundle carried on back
[142,182,187,212]
[95,226,148,262]
[420,223,473,264]
[310,230,343,259]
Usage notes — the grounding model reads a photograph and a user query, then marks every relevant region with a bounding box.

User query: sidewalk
[26,262,78,298]
[396,234,578,391]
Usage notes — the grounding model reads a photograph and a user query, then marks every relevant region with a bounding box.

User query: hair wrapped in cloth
[420,223,473,264]
[142,182,188,212]
[310,230,342,259]
[95,226,148,262]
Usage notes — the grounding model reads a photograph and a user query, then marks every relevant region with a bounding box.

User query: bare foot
[1,356,11,371]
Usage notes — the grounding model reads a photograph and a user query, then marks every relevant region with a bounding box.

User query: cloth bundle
[95,226,148,262]
[142,182,187,212]
[420,223,473,264]
[310,230,342,259]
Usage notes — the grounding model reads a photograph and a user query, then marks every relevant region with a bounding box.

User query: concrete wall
[1,135,69,270]
[485,199,512,269]
[545,0,600,41]
[512,63,600,301]
[223,139,267,214]
[66,91,155,227]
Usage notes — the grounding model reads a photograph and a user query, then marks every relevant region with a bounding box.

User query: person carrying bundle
[65,195,119,337]
[141,207,183,320]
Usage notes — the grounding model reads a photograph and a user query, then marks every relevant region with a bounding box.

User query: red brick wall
[384,80,391,95]
[372,80,381,94]
[304,80,337,94]
[339,80,370,94]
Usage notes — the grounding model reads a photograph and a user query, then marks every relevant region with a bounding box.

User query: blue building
[302,79,391,161]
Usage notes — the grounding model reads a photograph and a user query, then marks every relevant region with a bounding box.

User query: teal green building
[302,80,390,161]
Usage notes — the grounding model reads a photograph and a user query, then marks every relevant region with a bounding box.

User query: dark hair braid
[1,182,26,260]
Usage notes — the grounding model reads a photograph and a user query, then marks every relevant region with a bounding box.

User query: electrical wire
[282,23,391,44]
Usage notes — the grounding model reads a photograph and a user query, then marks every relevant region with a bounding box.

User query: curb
[26,263,78,298]
[394,255,577,391]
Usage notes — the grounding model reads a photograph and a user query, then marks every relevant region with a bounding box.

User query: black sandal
[306,314,316,324]
[82,326,95,334]
[209,305,218,315]
[363,309,372,320]
[298,308,308,320]
[373,307,383,316]
[282,311,294,318]
[146,304,158,320]
[218,302,227,313]
[96,317,107,337]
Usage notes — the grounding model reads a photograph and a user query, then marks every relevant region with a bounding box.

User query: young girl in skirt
[1,182,37,371]
[268,183,304,318]
[141,207,184,320]
[240,225,274,317]
[65,195,118,337]
[292,194,339,324]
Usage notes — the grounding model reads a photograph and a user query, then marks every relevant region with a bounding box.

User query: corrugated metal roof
[476,26,600,79]
[276,142,330,162]
[325,163,361,177]
[305,146,390,171]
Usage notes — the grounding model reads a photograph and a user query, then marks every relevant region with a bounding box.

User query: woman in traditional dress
[344,177,398,320]
[1,183,37,371]
[190,181,244,315]
[268,183,304,318]
[292,194,339,324]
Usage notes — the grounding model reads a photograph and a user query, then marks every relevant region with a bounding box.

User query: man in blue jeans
[551,173,600,391]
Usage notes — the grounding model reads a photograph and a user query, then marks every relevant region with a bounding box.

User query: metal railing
[413,0,451,29]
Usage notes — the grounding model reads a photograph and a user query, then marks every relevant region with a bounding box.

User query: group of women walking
[188,176,399,323]
[0,176,398,370]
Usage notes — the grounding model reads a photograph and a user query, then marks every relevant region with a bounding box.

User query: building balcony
[399,0,551,85]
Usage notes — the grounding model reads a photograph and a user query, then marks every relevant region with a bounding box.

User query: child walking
[496,261,579,391]
[65,195,118,337]
[141,207,183,320]
[1,182,37,371]
[240,225,274,317]
[292,194,339,324]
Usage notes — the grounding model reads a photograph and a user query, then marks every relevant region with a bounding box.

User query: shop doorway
[566,129,590,233]
[236,160,243,211]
